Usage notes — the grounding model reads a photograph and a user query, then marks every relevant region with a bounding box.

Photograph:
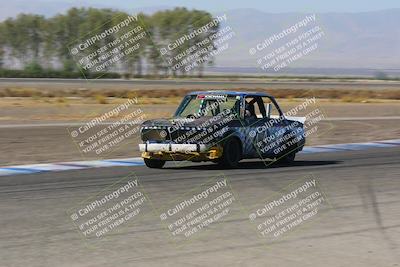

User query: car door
[246,96,287,158]
[241,96,268,158]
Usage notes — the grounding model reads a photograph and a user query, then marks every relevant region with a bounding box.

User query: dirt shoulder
[0,98,399,166]
[0,98,399,123]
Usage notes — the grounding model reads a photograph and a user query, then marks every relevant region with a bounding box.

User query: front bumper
[139,143,222,161]
[139,143,208,153]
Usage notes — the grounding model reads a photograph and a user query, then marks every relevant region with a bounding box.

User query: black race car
[139,91,305,168]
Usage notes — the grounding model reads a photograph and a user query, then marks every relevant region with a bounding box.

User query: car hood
[142,117,214,129]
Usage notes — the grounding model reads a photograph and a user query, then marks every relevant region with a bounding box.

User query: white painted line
[0,122,141,128]
[324,116,400,121]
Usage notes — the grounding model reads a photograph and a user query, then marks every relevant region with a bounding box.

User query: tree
[46,8,92,72]
[150,8,219,77]
[0,7,220,77]
[374,71,388,80]
[2,14,47,66]
[0,23,4,69]
[112,12,148,78]
[0,47,4,69]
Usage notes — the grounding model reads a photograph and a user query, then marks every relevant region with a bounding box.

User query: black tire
[218,138,242,168]
[279,152,296,163]
[144,158,166,168]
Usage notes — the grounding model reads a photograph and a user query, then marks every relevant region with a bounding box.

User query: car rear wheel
[218,138,242,168]
[144,158,166,168]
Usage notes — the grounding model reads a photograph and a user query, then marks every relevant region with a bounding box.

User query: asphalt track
[1,78,400,89]
[1,147,399,266]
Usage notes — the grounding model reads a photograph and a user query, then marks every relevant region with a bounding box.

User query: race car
[139,91,306,168]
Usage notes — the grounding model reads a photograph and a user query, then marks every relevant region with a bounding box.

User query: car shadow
[164,160,341,170]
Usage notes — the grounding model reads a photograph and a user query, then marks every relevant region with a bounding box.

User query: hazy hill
[215,8,400,70]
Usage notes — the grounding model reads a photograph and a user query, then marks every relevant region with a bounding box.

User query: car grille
[141,128,169,142]
[141,127,209,144]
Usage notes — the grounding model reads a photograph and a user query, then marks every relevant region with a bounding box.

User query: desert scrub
[94,94,108,104]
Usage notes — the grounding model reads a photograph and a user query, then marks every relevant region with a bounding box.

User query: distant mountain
[213,8,400,70]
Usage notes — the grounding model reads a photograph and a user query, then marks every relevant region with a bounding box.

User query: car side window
[245,96,269,119]
[244,97,258,120]
[244,95,282,122]
[253,97,264,119]
[261,97,281,119]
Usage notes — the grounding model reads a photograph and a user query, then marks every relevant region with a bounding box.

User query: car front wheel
[144,158,166,168]
[278,152,296,163]
[218,138,242,168]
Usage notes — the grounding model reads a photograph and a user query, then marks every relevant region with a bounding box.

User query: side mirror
[265,103,272,118]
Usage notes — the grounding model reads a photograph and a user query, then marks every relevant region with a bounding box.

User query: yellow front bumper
[141,146,223,162]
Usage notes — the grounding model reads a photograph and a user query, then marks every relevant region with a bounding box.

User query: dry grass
[56,97,68,103]
[0,87,399,102]
[93,94,108,104]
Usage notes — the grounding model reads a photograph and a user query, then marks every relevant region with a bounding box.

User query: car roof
[187,90,272,97]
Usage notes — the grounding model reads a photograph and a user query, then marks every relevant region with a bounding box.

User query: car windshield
[175,94,240,118]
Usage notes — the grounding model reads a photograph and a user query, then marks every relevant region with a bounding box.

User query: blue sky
[2,0,400,13]
[95,0,400,13]
[1,0,400,21]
